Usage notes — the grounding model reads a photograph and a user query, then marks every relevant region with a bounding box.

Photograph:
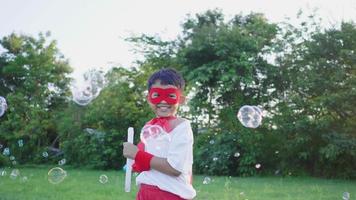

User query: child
[123,68,196,200]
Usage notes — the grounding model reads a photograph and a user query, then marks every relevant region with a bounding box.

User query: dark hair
[147,68,185,90]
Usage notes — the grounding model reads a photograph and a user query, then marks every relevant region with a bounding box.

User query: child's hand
[123,142,138,159]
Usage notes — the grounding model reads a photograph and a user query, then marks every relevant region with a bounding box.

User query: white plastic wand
[125,127,134,192]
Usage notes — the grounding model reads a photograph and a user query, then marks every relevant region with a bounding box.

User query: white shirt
[136,119,196,199]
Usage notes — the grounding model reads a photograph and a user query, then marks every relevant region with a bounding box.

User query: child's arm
[150,157,181,176]
[123,142,181,177]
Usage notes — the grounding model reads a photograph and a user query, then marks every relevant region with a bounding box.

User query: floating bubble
[140,125,167,146]
[203,177,211,185]
[252,106,262,115]
[0,96,7,117]
[71,82,95,106]
[58,159,66,166]
[275,150,279,154]
[42,151,49,158]
[48,167,67,184]
[2,147,10,156]
[71,70,107,107]
[21,176,28,183]
[240,192,245,196]
[10,169,20,179]
[122,164,127,172]
[18,139,24,147]
[0,169,7,176]
[84,128,96,135]
[213,157,218,161]
[209,140,215,145]
[237,105,263,128]
[234,152,240,158]
[99,174,108,184]
[343,192,350,200]
[0,144,3,149]
[9,155,15,161]
[255,163,261,169]
[83,70,106,96]
[274,170,280,175]
[12,161,17,165]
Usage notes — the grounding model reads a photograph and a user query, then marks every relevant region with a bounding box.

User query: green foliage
[0,32,72,165]
[270,16,356,178]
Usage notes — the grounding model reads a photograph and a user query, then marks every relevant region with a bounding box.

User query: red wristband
[134,150,154,171]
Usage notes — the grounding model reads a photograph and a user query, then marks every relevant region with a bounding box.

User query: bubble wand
[125,127,134,192]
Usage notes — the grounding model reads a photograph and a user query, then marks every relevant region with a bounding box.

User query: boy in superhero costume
[123,68,196,200]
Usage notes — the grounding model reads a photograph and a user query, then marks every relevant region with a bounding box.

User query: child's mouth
[157,104,171,112]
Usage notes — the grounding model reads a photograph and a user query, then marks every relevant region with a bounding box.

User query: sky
[1,0,355,81]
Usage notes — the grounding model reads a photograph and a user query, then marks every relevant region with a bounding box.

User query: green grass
[0,166,355,200]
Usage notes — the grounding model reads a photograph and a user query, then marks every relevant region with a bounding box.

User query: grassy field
[0,166,355,200]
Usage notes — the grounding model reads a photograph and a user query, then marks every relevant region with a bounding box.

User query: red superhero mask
[148,88,181,105]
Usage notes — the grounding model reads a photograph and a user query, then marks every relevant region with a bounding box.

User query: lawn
[0,166,354,200]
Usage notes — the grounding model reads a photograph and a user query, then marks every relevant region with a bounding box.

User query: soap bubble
[48,167,67,184]
[213,157,218,161]
[71,83,94,106]
[237,105,263,128]
[203,177,211,185]
[58,159,66,166]
[140,125,165,143]
[0,169,7,176]
[10,169,20,179]
[42,151,49,158]
[21,176,28,183]
[83,69,106,97]
[0,96,7,117]
[71,70,106,106]
[99,174,108,184]
[122,164,127,172]
[255,163,261,169]
[84,128,96,135]
[343,192,350,200]
[2,147,10,156]
[84,128,105,141]
[234,152,240,158]
[9,155,15,161]
[209,140,215,144]
[18,139,24,147]
[252,106,262,115]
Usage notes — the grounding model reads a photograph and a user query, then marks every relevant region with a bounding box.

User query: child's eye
[151,92,159,98]
[169,94,177,99]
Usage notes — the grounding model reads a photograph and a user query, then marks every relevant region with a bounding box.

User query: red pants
[136,184,187,200]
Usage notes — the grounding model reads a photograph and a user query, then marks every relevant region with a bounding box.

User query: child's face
[147,80,184,117]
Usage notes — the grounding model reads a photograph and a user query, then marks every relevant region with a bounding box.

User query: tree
[0,32,72,165]
[273,15,356,178]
